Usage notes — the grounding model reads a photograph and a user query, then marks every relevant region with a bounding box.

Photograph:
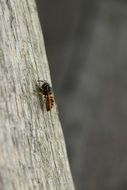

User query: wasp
[36,80,54,111]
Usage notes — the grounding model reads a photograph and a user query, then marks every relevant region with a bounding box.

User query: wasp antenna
[38,80,48,83]
[38,80,46,85]
[38,80,43,82]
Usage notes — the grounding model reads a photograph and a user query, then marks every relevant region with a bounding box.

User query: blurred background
[37,0,127,190]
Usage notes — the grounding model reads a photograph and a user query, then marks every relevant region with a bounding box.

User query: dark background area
[37,0,127,190]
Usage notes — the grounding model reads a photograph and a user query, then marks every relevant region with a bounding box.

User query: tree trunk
[0,0,75,190]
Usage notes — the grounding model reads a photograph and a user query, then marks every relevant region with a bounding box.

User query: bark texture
[0,0,75,190]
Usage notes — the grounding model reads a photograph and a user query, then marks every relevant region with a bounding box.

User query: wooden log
[0,0,75,189]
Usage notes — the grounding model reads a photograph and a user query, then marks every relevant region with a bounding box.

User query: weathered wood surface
[0,0,75,190]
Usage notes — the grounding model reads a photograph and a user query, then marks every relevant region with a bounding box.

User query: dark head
[38,80,52,95]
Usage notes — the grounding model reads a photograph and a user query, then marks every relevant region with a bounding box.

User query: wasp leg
[33,89,43,96]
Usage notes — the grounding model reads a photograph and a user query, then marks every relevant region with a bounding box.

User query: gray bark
[0,0,75,190]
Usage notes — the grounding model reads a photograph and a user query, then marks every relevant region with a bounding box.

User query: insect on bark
[36,80,54,111]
